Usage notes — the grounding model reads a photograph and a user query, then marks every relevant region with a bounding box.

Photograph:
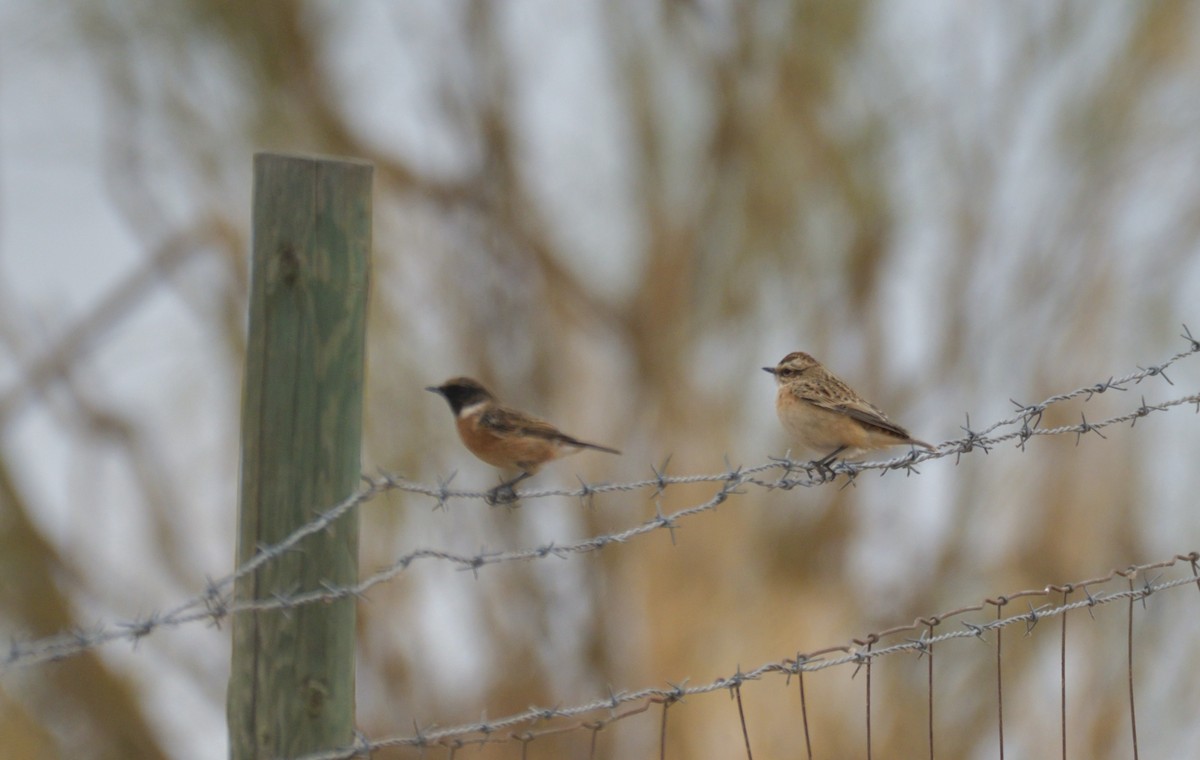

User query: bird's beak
[761,366,776,375]
[425,385,443,395]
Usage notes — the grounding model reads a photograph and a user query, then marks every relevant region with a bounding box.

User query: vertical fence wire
[1127,578,1139,760]
[865,640,873,760]
[734,684,753,760]
[996,604,1005,760]
[797,660,813,760]
[927,623,935,760]
[1060,590,1068,760]
[271,559,1200,759]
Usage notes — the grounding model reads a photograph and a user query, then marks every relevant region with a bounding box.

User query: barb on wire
[292,552,1200,760]
[3,331,1199,669]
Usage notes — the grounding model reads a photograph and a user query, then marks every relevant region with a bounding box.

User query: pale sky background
[2,2,1200,758]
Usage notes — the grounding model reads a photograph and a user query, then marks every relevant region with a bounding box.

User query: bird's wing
[794,378,917,442]
[482,406,620,454]
[829,401,916,441]
[480,405,557,437]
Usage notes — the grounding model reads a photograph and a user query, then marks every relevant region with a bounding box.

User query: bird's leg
[814,446,847,467]
[486,471,532,506]
[906,442,926,462]
[811,446,846,480]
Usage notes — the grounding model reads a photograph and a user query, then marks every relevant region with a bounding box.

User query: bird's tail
[562,436,621,456]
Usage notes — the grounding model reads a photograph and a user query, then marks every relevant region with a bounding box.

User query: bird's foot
[485,472,531,507]
[485,482,520,507]
[809,447,846,482]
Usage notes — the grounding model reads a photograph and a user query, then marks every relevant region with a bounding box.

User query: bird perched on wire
[763,351,934,464]
[427,377,620,503]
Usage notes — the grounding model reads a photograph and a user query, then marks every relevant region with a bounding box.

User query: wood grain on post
[228,153,371,759]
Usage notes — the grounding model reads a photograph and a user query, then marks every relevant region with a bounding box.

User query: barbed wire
[2,327,1198,670]
[294,551,1200,759]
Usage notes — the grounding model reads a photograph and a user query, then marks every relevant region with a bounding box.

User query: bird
[763,351,934,463]
[427,376,620,502]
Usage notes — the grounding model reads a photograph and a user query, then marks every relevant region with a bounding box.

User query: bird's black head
[426,377,495,415]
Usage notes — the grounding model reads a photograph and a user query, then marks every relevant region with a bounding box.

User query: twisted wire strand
[3,329,1198,669]
[294,552,1200,759]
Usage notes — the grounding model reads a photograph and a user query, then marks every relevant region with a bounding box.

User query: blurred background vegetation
[2,1,1199,758]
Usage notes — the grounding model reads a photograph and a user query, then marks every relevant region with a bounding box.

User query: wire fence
[3,327,1200,758]
[298,552,1200,759]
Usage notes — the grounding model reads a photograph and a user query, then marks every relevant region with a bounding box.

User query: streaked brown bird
[427,377,620,501]
[764,351,934,462]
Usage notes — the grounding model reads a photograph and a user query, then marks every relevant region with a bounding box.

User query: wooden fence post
[227,152,371,759]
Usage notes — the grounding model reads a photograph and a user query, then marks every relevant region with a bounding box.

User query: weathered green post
[228,153,371,759]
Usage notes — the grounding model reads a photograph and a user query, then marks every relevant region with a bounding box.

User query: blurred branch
[0,453,170,759]
[0,215,233,430]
